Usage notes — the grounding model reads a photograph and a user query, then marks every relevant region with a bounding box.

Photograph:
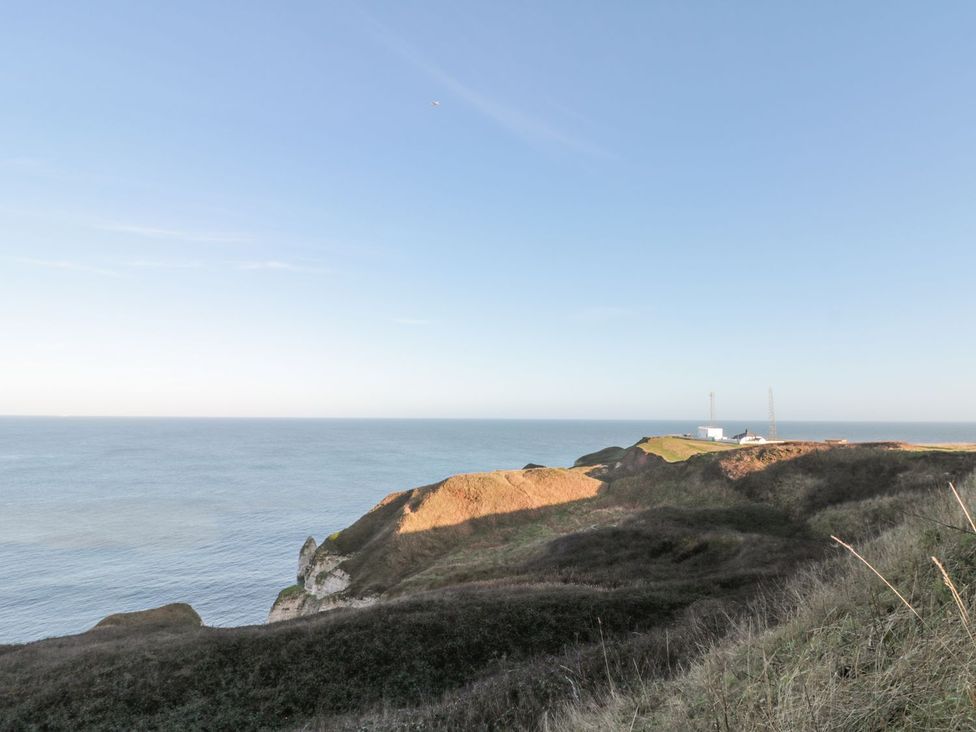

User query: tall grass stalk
[950,481,976,534]
[932,556,976,649]
[829,534,922,621]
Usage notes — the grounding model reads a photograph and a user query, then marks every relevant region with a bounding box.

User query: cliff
[267,435,974,627]
[269,465,604,620]
[5,436,976,731]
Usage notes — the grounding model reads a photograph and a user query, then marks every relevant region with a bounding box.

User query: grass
[636,436,740,463]
[574,445,629,467]
[279,444,976,728]
[0,585,698,731]
[392,502,611,593]
[275,584,306,602]
[553,477,976,731]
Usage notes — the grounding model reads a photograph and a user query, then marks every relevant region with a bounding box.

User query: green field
[636,434,741,462]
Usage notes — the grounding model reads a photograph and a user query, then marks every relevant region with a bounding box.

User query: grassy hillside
[573,435,738,468]
[3,439,976,730]
[555,478,976,730]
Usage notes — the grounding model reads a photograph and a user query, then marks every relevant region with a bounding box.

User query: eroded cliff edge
[266,435,879,623]
[269,464,605,621]
[268,435,976,624]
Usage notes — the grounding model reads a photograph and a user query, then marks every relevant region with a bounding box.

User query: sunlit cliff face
[396,468,604,535]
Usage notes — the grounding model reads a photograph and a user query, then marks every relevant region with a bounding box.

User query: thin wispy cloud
[98,222,252,244]
[237,260,330,274]
[423,63,607,157]
[360,12,610,159]
[393,317,431,326]
[14,257,122,277]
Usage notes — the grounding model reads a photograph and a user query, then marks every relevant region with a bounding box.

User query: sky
[2,2,975,420]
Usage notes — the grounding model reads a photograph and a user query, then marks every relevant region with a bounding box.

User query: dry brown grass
[714,442,824,480]
[397,467,603,534]
[902,443,976,453]
[830,534,922,620]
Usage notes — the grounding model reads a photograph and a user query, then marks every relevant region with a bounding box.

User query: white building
[697,426,724,441]
[732,429,767,445]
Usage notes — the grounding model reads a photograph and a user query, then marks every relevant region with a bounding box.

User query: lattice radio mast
[768,387,778,440]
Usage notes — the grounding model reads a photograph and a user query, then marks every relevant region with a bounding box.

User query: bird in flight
[431,100,440,108]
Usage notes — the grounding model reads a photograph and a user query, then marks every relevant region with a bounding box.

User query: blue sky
[2,2,975,419]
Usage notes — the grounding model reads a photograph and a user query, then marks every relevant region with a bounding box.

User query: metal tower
[709,391,716,426]
[768,387,778,440]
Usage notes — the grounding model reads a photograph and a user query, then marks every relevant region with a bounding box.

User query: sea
[2,417,975,644]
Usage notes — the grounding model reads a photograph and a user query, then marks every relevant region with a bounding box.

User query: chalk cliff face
[297,536,317,583]
[268,546,376,622]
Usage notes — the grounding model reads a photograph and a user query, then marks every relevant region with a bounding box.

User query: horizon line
[0,414,974,424]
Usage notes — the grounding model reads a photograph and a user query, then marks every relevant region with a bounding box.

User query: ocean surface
[2,417,975,644]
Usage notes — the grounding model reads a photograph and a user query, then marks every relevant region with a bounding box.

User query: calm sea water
[2,417,975,644]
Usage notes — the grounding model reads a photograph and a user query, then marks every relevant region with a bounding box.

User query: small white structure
[698,426,724,441]
[733,429,767,445]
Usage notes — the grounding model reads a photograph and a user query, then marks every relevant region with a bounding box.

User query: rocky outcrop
[269,542,375,622]
[305,551,352,596]
[267,589,307,623]
[268,564,377,621]
[297,536,317,583]
[574,445,626,467]
[269,535,358,622]
[93,603,201,630]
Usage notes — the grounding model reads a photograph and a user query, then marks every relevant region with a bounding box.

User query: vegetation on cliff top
[274,584,306,603]
[635,435,739,462]
[93,602,201,630]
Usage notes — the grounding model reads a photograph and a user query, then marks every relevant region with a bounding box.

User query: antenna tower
[768,387,778,440]
[709,391,716,426]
